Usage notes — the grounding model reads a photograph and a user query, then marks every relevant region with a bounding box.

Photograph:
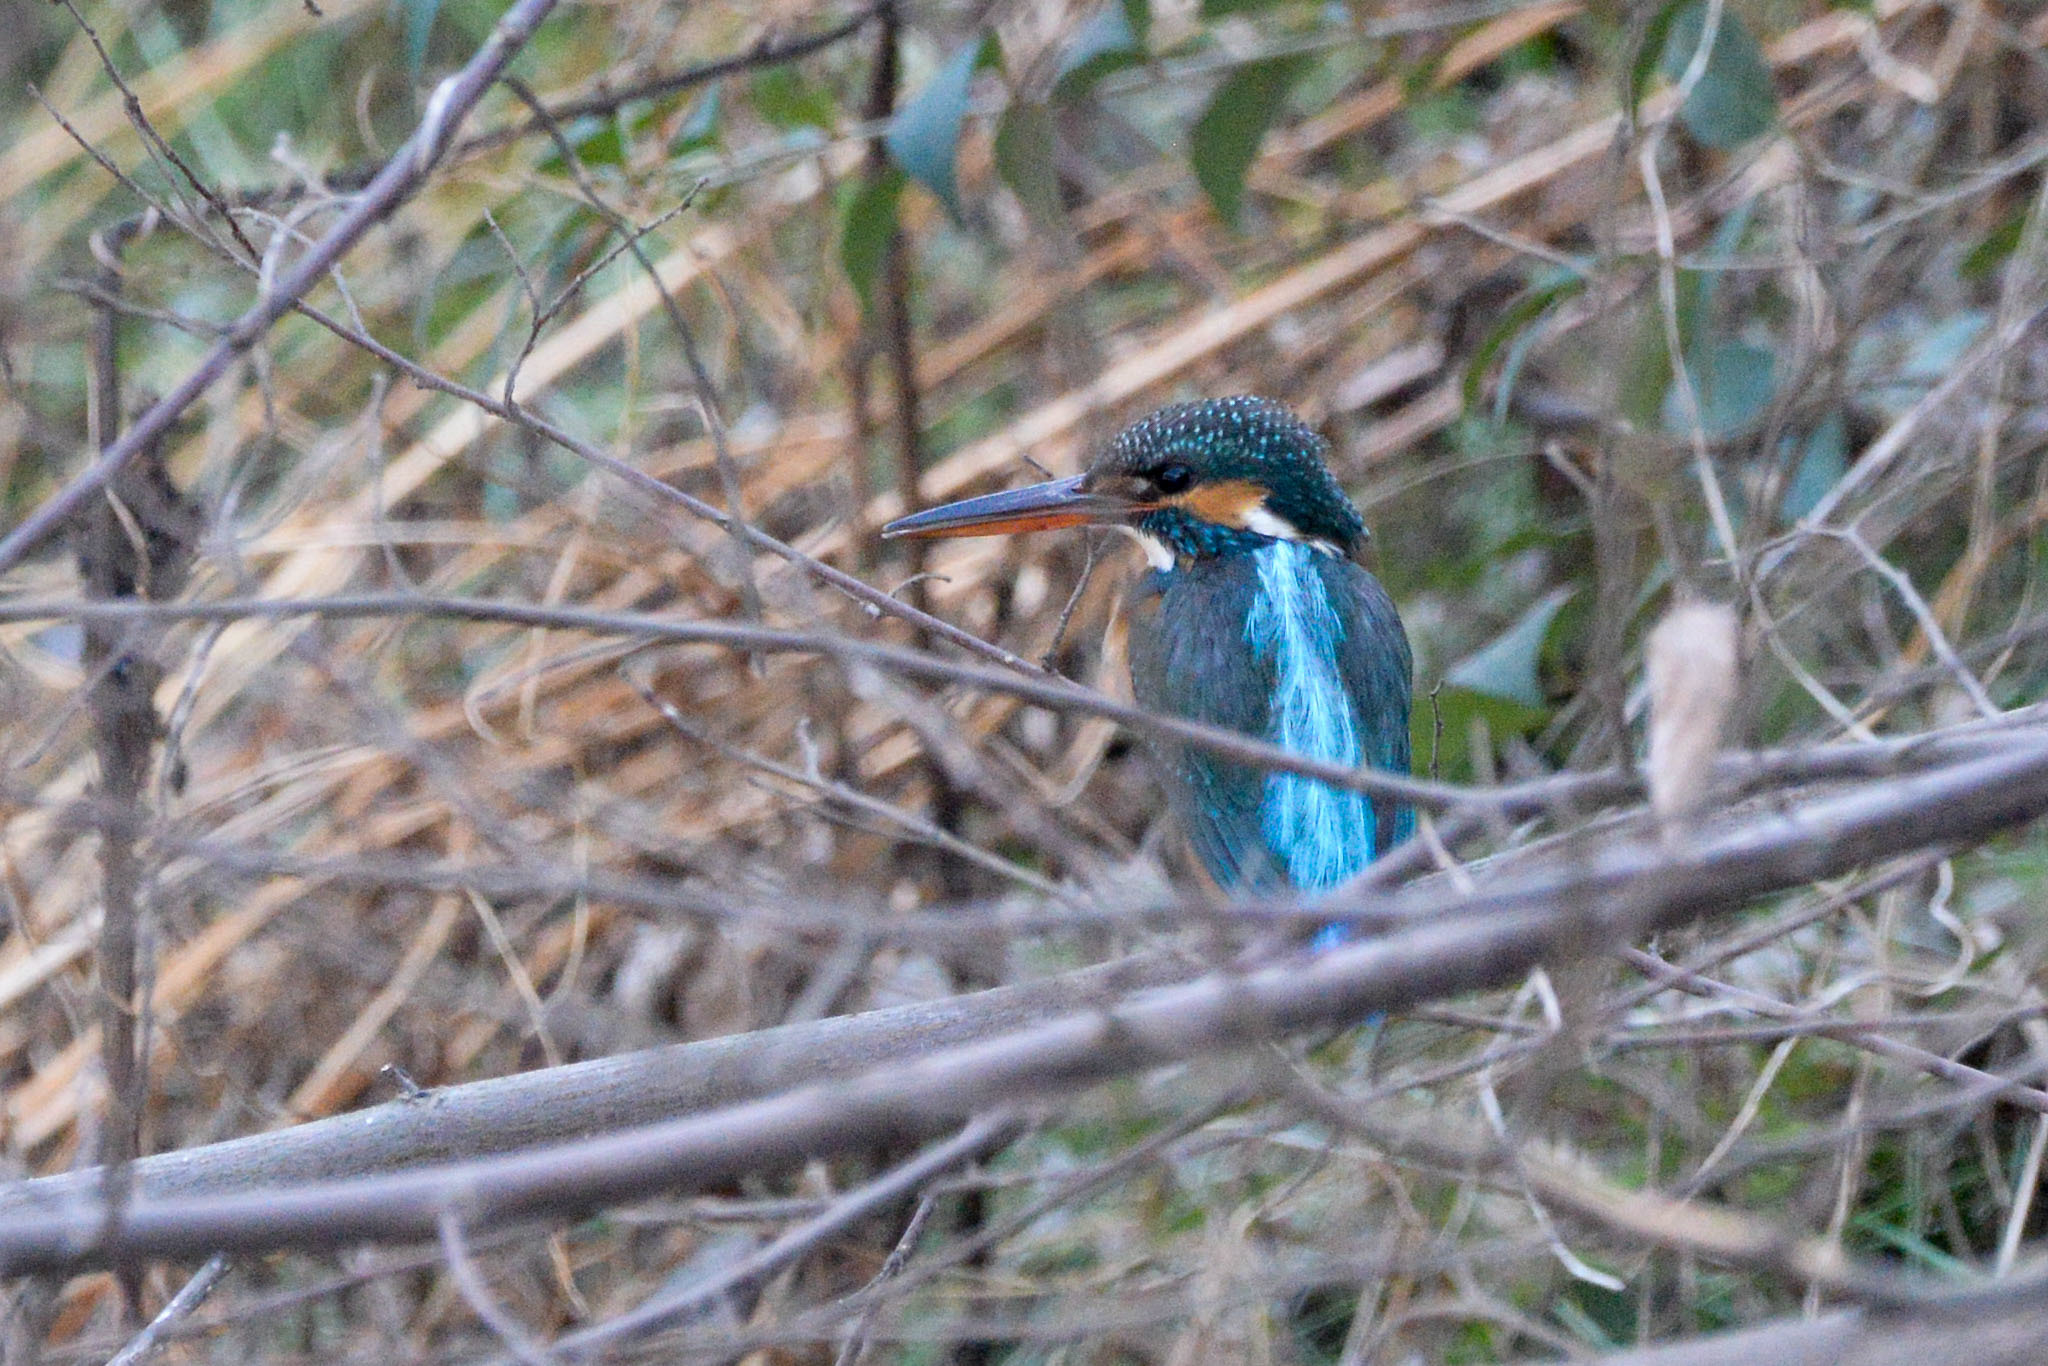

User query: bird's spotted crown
[1098,397,1368,562]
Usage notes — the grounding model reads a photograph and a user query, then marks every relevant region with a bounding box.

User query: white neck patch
[1243,501,1346,559]
[1114,524,1177,571]
[1242,503,1301,542]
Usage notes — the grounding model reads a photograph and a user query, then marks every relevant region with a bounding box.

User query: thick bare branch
[1566,1270,2048,1366]
[5,734,2048,1272]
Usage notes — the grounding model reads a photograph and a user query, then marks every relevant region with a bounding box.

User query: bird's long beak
[880,475,1139,540]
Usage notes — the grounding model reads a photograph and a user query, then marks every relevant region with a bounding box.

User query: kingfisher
[883,397,1413,922]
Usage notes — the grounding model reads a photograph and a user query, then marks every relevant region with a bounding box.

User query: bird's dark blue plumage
[1126,538,1412,895]
[883,396,1414,921]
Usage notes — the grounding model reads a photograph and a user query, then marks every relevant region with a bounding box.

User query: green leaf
[1847,1214,1975,1278]
[1462,272,1587,415]
[840,166,905,314]
[887,34,1000,221]
[1617,302,1673,429]
[1200,0,1282,17]
[1447,586,1573,707]
[1627,0,1685,120]
[668,87,721,157]
[538,115,625,174]
[579,117,626,169]
[401,0,442,77]
[1189,55,1307,229]
[1414,686,1549,783]
[751,66,839,133]
[1665,338,1776,437]
[1961,210,2026,281]
[1053,0,1148,102]
[1550,1292,1622,1352]
[1903,311,1986,379]
[1682,196,1758,355]
[1660,0,1777,149]
[1781,412,1844,521]
[995,100,1065,227]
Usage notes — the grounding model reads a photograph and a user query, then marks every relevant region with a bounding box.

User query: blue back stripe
[1243,542,1377,890]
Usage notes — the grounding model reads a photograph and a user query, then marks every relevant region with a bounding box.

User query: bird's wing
[1125,565,1285,890]
[1324,556,1415,856]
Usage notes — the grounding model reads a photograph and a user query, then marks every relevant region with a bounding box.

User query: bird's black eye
[1153,462,1194,494]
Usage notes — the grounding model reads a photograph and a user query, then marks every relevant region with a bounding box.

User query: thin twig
[1819,525,2001,719]
[626,668,1077,902]
[0,0,565,575]
[438,1209,554,1366]
[538,1110,1024,1360]
[833,1188,940,1366]
[500,77,765,626]
[103,1253,231,1366]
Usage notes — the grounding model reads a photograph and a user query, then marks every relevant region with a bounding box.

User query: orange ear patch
[1168,478,1267,528]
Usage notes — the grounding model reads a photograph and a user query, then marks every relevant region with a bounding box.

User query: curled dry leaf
[1645,601,1740,821]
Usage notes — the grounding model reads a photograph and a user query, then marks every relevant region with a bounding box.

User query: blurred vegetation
[5,0,2048,1360]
